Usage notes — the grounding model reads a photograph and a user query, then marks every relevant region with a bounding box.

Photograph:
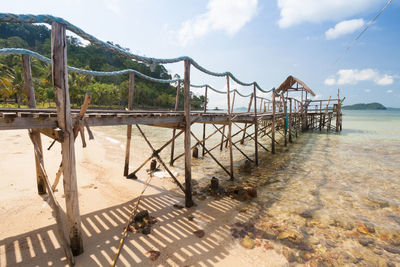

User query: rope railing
[0,48,276,100]
[0,13,274,94]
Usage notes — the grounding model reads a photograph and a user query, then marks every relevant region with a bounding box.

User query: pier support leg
[22,54,46,195]
[202,86,208,157]
[271,90,276,154]
[52,21,83,255]
[124,73,135,176]
[183,60,193,208]
[289,98,292,143]
[253,85,258,165]
[170,81,181,166]
[226,75,234,180]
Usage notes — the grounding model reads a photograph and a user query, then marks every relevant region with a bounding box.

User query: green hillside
[0,22,204,109]
[342,102,387,110]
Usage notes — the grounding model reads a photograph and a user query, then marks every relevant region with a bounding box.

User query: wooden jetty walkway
[0,13,343,265]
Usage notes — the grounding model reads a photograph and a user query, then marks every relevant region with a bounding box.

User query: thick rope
[0,13,274,93]
[0,48,181,84]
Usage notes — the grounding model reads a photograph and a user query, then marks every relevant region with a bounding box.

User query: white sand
[0,128,287,267]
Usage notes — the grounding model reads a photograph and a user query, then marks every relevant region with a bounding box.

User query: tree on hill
[0,22,204,109]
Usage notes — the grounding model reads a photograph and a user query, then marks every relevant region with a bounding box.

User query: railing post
[183,60,193,207]
[124,73,135,176]
[253,84,258,165]
[336,88,340,132]
[51,21,83,255]
[170,80,181,165]
[240,93,253,144]
[22,54,46,195]
[202,85,208,157]
[226,75,234,180]
[282,93,287,147]
[289,98,292,143]
[319,100,322,131]
[271,90,276,154]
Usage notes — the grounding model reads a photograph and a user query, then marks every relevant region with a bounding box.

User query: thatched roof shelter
[275,75,315,96]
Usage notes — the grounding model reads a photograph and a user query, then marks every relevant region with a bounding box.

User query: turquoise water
[99,110,400,265]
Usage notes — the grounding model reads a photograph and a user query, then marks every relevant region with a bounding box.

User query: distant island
[342,102,387,110]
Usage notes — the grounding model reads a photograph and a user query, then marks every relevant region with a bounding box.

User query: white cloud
[177,0,258,46]
[324,77,336,86]
[364,89,371,92]
[325,68,394,86]
[277,0,382,28]
[325,19,365,40]
[376,74,394,85]
[387,89,393,93]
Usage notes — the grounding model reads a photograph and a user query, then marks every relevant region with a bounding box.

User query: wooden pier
[0,15,343,265]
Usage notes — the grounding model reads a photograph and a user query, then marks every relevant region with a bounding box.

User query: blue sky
[3,0,400,108]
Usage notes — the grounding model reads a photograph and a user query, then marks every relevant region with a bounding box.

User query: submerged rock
[358,237,374,246]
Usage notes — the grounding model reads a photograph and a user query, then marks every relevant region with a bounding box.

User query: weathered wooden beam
[124,73,135,176]
[226,75,234,180]
[22,54,47,195]
[51,21,83,255]
[183,59,193,208]
[38,128,64,142]
[240,93,253,145]
[271,90,276,154]
[28,131,75,266]
[202,85,208,157]
[253,84,258,165]
[170,81,181,165]
[289,98,292,143]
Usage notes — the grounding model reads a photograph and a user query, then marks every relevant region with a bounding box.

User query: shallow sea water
[99,110,400,266]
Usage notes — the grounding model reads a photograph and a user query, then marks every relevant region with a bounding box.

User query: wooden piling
[22,54,46,195]
[271,90,276,154]
[202,85,208,156]
[170,81,181,165]
[124,73,135,176]
[289,98,292,143]
[226,75,234,180]
[183,59,193,207]
[240,93,253,144]
[253,84,258,165]
[51,21,83,255]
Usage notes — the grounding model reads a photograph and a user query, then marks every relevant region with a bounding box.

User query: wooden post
[283,93,287,147]
[336,88,340,132]
[124,73,135,176]
[226,75,234,180]
[22,54,46,195]
[305,91,308,130]
[225,90,236,148]
[319,100,322,131]
[253,84,258,165]
[170,81,181,165]
[289,98,292,143]
[183,60,193,207]
[51,21,83,255]
[202,85,208,157]
[294,99,299,138]
[240,93,253,144]
[271,90,276,154]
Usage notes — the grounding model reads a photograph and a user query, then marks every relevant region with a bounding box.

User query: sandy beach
[0,127,288,267]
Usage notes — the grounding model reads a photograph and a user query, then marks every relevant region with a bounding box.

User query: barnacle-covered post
[183,59,193,207]
[51,21,83,255]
